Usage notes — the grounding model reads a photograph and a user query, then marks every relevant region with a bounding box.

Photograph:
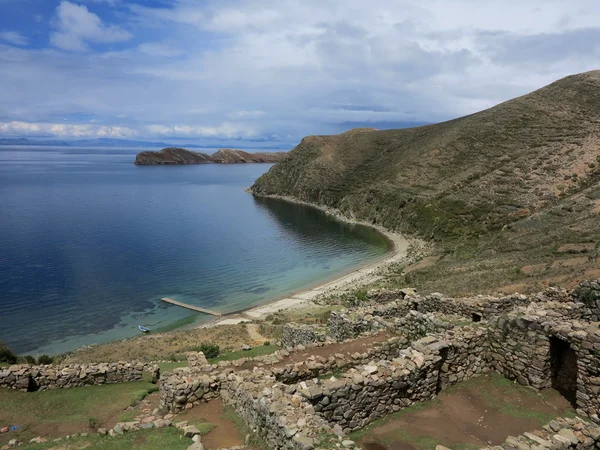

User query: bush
[37,355,54,365]
[0,341,17,364]
[88,417,100,430]
[263,341,271,346]
[198,343,220,359]
[24,355,36,365]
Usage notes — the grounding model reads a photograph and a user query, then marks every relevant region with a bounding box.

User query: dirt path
[246,323,267,344]
[238,331,393,372]
[177,398,256,450]
[356,373,574,450]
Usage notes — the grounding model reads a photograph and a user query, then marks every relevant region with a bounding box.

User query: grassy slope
[0,381,157,446]
[252,71,600,295]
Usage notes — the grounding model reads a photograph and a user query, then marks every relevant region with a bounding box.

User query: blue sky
[0,0,599,146]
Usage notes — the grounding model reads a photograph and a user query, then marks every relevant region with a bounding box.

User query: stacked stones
[495,416,600,450]
[328,301,411,340]
[305,347,442,433]
[158,279,600,449]
[220,370,346,450]
[159,369,223,413]
[282,324,328,348]
[0,362,158,391]
[571,279,600,321]
[393,310,452,341]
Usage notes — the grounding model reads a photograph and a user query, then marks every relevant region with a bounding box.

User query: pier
[161,298,222,316]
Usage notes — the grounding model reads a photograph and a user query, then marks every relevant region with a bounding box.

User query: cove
[0,146,389,355]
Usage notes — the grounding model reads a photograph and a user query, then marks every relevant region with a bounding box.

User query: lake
[0,146,389,355]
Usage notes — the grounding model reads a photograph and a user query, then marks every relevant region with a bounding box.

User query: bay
[0,146,389,355]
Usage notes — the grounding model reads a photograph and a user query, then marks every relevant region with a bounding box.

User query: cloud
[2,0,600,142]
[0,121,136,138]
[50,1,132,51]
[145,122,256,138]
[0,120,255,139]
[0,31,28,46]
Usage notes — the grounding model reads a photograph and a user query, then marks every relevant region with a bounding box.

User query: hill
[251,71,600,295]
[134,147,287,165]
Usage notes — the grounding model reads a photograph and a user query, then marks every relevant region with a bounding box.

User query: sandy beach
[199,194,411,328]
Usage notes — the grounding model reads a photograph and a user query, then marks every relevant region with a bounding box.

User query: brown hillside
[251,71,600,295]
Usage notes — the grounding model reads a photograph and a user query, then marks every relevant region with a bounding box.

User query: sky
[0,0,599,146]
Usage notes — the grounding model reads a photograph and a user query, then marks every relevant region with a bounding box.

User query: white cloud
[0,121,136,138]
[0,31,28,46]
[50,1,132,51]
[0,120,255,139]
[145,122,256,138]
[2,0,600,142]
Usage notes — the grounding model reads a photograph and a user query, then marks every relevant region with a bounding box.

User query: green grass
[208,344,279,363]
[0,381,159,446]
[195,422,216,435]
[21,428,191,450]
[158,361,188,372]
[349,401,432,442]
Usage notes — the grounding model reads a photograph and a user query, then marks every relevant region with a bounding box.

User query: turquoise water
[0,146,389,355]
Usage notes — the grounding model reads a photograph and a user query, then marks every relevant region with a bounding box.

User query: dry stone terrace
[0,361,159,391]
[157,279,600,449]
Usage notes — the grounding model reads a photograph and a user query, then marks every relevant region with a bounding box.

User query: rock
[182,425,201,438]
[29,437,47,444]
[294,435,314,450]
[364,365,378,375]
[175,421,189,430]
[97,428,107,435]
[558,428,579,445]
[0,427,8,434]
[342,440,356,448]
[242,344,252,351]
[112,423,124,435]
[153,419,171,429]
[7,440,19,448]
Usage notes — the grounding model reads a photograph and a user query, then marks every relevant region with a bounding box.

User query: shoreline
[196,193,412,328]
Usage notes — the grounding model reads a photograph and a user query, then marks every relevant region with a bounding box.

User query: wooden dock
[161,298,222,316]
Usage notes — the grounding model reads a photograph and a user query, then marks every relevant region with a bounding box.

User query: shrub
[37,355,54,365]
[88,417,100,429]
[198,343,220,359]
[263,341,271,346]
[24,355,36,365]
[0,341,17,364]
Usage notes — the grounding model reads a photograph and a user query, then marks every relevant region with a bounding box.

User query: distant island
[134,147,287,165]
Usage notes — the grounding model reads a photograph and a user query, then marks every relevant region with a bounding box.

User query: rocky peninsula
[134,147,287,165]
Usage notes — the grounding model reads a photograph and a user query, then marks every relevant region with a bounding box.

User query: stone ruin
[0,361,159,391]
[159,279,600,449]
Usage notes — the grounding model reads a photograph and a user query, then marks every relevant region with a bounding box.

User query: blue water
[0,146,389,355]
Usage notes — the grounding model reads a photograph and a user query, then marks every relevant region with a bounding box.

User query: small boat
[138,325,150,333]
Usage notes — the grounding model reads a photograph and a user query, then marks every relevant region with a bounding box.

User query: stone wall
[495,415,600,450]
[486,303,600,419]
[328,302,411,340]
[571,279,600,321]
[305,347,442,433]
[281,323,328,348]
[220,371,342,450]
[0,362,159,391]
[393,310,452,342]
[159,368,222,412]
